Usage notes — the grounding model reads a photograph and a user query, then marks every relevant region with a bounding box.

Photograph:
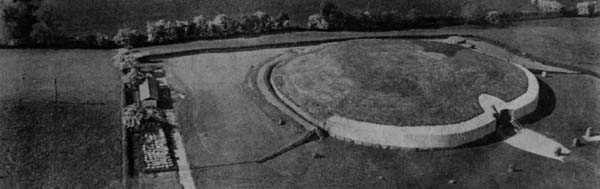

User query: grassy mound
[272,39,528,126]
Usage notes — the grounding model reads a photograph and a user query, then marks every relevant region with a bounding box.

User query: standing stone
[572,138,582,147]
[584,127,593,137]
[278,118,286,125]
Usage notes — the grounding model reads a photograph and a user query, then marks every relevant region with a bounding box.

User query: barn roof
[139,74,159,101]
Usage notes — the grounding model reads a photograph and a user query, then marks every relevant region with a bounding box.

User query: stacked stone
[142,129,175,171]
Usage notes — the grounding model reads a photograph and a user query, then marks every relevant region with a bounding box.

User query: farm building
[531,0,563,13]
[139,74,160,108]
[577,1,599,16]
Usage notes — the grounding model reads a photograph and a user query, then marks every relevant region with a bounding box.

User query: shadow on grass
[455,78,556,149]
[518,78,556,124]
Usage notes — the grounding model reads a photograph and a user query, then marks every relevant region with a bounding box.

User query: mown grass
[272,39,527,125]
[0,49,123,188]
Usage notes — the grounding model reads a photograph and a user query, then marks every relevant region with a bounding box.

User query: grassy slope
[272,39,527,125]
[0,49,122,188]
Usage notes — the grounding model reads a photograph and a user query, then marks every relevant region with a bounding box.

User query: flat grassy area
[0,49,123,188]
[272,39,527,125]
[163,47,309,181]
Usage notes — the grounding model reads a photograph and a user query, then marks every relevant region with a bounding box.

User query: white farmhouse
[531,0,564,12]
[577,1,599,16]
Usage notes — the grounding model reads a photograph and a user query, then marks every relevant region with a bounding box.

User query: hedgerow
[0,2,593,49]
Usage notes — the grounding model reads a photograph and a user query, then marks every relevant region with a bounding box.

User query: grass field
[0,16,598,187]
[163,43,600,188]
[0,49,123,188]
[272,39,528,125]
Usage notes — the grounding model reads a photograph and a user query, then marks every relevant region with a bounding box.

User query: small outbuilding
[139,74,160,108]
[577,1,599,16]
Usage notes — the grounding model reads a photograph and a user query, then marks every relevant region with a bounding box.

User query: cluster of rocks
[142,129,175,171]
[443,36,475,49]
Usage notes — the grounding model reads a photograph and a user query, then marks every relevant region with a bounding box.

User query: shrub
[379,10,405,29]
[460,2,487,24]
[29,7,66,46]
[274,12,291,30]
[84,33,113,48]
[319,2,346,29]
[0,0,42,45]
[121,68,144,90]
[122,103,143,129]
[238,15,258,34]
[307,14,329,30]
[347,10,378,30]
[192,15,210,38]
[146,19,169,44]
[484,10,506,25]
[112,48,139,72]
[209,14,238,37]
[94,32,113,47]
[168,20,192,41]
[29,21,63,46]
[113,27,144,47]
[253,11,274,33]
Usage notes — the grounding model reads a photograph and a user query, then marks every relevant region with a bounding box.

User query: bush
[319,2,346,30]
[307,14,329,30]
[122,103,143,129]
[238,15,258,34]
[146,19,169,44]
[192,15,210,38]
[112,48,139,72]
[274,12,291,30]
[460,2,487,24]
[405,8,425,25]
[209,14,239,36]
[85,33,113,48]
[484,11,507,25]
[253,11,274,33]
[30,22,63,46]
[121,68,144,90]
[113,27,144,47]
[0,0,42,45]
[95,32,113,47]
[168,20,192,41]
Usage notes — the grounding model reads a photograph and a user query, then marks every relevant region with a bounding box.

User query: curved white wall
[269,60,540,149]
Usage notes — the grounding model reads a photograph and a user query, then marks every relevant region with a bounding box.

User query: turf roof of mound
[272,39,528,126]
